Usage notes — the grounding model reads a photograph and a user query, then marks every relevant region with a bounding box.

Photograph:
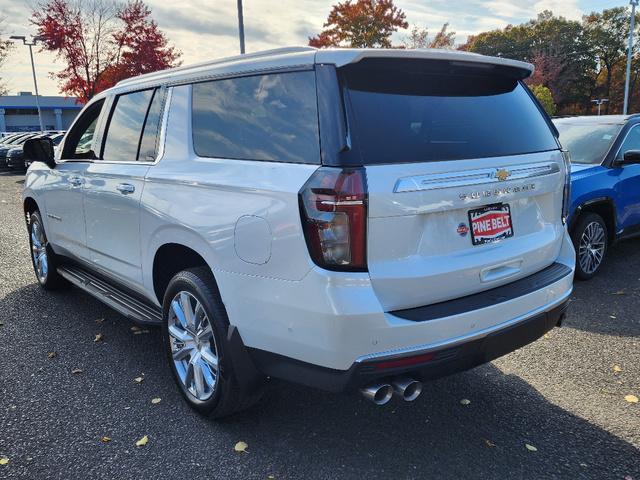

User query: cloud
[533,0,582,20]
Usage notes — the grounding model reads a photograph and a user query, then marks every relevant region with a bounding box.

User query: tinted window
[192,71,320,163]
[341,60,558,165]
[103,89,154,162]
[616,125,640,161]
[138,89,164,161]
[554,122,621,164]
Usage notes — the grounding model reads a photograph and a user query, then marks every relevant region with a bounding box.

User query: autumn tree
[583,7,640,114]
[460,10,612,114]
[309,0,408,48]
[530,84,556,116]
[32,0,180,103]
[402,23,456,49]
[0,18,13,95]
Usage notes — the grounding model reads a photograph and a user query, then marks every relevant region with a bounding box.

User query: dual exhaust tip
[360,377,423,405]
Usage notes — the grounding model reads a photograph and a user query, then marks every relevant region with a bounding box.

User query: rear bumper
[249,298,569,392]
[223,230,575,377]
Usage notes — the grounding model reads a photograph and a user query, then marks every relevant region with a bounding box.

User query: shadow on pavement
[1,281,638,479]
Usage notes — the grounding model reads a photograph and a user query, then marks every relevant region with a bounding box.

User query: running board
[58,265,162,325]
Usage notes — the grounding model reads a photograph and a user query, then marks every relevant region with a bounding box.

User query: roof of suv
[110,46,534,96]
[553,114,640,125]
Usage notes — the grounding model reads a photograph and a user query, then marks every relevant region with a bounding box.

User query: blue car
[554,114,640,280]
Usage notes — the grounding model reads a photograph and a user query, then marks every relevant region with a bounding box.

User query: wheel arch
[151,243,213,305]
[570,197,617,244]
[23,196,39,225]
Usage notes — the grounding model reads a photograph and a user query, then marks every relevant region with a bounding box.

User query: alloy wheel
[578,221,606,275]
[31,219,49,283]
[168,291,219,401]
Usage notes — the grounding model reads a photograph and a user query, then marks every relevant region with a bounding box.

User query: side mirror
[24,138,56,169]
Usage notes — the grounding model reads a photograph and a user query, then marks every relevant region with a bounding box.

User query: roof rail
[116,46,317,87]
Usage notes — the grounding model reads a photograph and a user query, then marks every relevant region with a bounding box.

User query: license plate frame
[468,203,514,246]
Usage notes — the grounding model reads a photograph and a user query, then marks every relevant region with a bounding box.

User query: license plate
[468,204,513,246]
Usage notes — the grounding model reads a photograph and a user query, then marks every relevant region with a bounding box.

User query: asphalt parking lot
[0,170,639,480]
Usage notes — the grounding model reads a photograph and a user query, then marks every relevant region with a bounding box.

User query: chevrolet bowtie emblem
[495,169,511,182]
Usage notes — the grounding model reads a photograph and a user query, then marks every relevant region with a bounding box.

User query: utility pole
[10,35,44,131]
[624,0,639,114]
[592,99,609,116]
[237,0,246,54]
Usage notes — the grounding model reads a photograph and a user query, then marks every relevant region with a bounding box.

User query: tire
[161,267,263,418]
[571,212,608,281]
[28,210,68,290]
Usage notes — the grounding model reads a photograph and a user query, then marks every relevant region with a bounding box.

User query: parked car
[554,114,640,280]
[22,133,65,169]
[0,133,39,167]
[0,133,28,145]
[0,132,34,148]
[22,47,575,417]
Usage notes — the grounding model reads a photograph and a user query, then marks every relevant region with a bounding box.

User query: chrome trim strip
[394,161,560,193]
[354,282,572,364]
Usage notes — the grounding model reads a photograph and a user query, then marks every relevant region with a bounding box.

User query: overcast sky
[0,0,620,96]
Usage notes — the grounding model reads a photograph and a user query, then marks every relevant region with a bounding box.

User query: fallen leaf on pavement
[47,351,57,359]
[460,399,471,405]
[525,443,538,452]
[151,397,161,405]
[613,365,623,374]
[94,333,103,342]
[135,435,149,447]
[71,368,83,374]
[484,439,496,448]
[234,441,248,453]
[134,376,144,384]
[101,436,111,443]
[0,458,8,465]
[95,318,104,324]
[624,394,638,404]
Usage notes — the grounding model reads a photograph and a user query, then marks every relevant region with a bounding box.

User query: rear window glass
[192,71,320,163]
[341,60,558,165]
[554,122,621,164]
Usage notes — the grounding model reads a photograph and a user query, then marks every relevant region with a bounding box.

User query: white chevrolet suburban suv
[22,47,575,417]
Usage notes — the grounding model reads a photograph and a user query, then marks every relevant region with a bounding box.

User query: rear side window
[102,88,164,162]
[192,71,320,163]
[341,59,558,165]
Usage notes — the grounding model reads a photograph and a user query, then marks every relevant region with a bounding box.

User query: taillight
[299,167,367,271]
[561,150,571,225]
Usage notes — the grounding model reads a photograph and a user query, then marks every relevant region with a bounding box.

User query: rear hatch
[339,58,565,312]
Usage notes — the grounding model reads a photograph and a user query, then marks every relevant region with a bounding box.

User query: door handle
[116,183,135,194]
[69,175,84,187]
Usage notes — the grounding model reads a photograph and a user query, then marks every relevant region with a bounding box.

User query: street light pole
[10,35,44,132]
[592,99,609,116]
[237,0,246,54]
[624,0,639,115]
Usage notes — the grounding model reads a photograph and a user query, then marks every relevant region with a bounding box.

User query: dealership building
[0,92,81,132]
